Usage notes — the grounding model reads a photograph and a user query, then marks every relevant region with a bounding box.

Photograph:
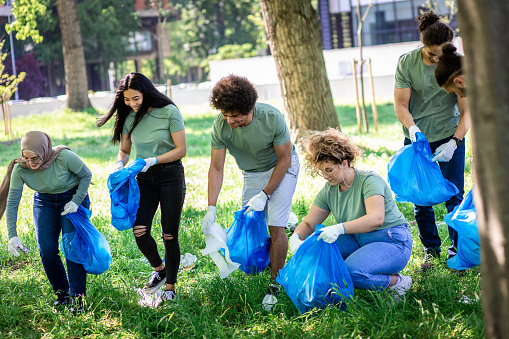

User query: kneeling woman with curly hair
[290,128,413,301]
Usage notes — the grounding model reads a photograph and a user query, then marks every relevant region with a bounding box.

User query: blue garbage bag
[445,189,480,270]
[107,158,146,231]
[226,206,271,274]
[61,206,112,275]
[276,225,354,314]
[388,132,459,206]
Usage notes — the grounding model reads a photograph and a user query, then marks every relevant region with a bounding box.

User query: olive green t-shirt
[395,47,460,142]
[122,105,185,159]
[313,169,407,231]
[210,103,295,172]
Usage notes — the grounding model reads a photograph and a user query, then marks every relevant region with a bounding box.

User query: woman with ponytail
[435,43,467,98]
[393,10,470,272]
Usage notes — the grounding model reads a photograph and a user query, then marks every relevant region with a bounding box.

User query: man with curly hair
[201,74,300,298]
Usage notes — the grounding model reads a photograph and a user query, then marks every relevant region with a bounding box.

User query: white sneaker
[388,273,412,302]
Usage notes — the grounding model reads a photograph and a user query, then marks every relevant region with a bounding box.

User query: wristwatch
[452,136,462,147]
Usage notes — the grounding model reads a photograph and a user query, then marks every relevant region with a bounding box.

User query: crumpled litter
[201,222,240,278]
[262,294,278,311]
[287,212,298,231]
[180,253,197,271]
[136,288,163,308]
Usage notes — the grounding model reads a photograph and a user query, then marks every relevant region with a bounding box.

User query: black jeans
[134,160,186,284]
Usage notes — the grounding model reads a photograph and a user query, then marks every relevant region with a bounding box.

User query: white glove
[201,206,217,235]
[141,157,157,172]
[317,223,345,243]
[244,191,269,214]
[431,139,457,162]
[409,125,421,143]
[61,201,78,215]
[8,236,25,257]
[113,160,124,172]
[289,233,303,254]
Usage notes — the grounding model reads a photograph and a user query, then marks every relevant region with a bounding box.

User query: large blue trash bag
[226,206,271,274]
[445,189,480,270]
[276,224,354,314]
[107,158,146,231]
[61,206,112,275]
[388,132,458,206]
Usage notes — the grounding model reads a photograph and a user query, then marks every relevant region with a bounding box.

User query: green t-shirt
[9,149,86,194]
[395,47,460,142]
[313,169,407,231]
[210,103,295,172]
[122,104,185,159]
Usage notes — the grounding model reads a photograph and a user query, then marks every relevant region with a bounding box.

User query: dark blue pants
[135,160,186,285]
[33,186,90,296]
[404,135,465,258]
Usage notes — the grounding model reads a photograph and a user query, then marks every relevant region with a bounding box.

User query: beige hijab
[0,131,69,220]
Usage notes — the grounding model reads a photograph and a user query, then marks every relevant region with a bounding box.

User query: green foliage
[0,103,481,338]
[7,0,139,69]
[208,43,258,61]
[165,0,267,81]
[0,41,25,100]
[4,0,46,43]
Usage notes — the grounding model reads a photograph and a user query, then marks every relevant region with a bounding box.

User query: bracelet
[262,189,270,200]
[116,160,124,165]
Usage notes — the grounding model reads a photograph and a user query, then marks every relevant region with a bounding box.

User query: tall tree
[55,0,90,110]
[457,1,509,338]
[259,0,339,140]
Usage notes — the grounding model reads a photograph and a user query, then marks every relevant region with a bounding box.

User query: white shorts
[241,153,300,227]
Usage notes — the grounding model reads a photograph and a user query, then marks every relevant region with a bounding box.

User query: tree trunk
[259,0,339,141]
[55,0,91,111]
[458,2,509,338]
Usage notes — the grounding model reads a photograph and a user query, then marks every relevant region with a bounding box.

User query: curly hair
[435,43,463,87]
[417,10,454,46]
[210,75,258,115]
[301,128,363,174]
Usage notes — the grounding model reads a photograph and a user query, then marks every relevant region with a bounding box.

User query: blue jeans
[404,136,465,258]
[336,224,412,290]
[33,186,90,296]
[135,160,186,285]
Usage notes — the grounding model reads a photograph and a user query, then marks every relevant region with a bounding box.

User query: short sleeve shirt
[313,169,407,231]
[395,48,460,142]
[9,149,84,193]
[210,103,295,172]
[122,104,185,159]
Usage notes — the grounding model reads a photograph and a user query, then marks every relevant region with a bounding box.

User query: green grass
[0,103,482,338]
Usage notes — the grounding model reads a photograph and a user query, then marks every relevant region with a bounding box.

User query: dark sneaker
[420,253,438,272]
[451,268,465,277]
[267,283,282,296]
[143,269,167,294]
[71,295,85,315]
[53,291,70,307]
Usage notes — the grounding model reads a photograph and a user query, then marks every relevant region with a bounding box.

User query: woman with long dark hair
[98,72,186,302]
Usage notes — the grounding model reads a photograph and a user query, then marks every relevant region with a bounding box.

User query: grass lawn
[0,102,482,338]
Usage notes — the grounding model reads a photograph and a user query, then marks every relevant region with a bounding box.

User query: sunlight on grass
[0,103,481,338]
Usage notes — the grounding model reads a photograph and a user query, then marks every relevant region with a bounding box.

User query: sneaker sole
[143,277,167,294]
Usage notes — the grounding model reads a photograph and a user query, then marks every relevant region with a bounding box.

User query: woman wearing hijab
[0,131,92,313]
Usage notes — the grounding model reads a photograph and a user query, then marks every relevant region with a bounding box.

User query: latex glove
[141,157,157,172]
[409,125,421,143]
[201,206,217,235]
[8,236,26,257]
[289,233,303,254]
[431,139,457,162]
[244,191,269,214]
[113,160,124,172]
[61,201,78,216]
[317,223,345,243]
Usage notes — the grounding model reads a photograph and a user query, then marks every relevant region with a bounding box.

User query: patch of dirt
[0,138,20,146]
